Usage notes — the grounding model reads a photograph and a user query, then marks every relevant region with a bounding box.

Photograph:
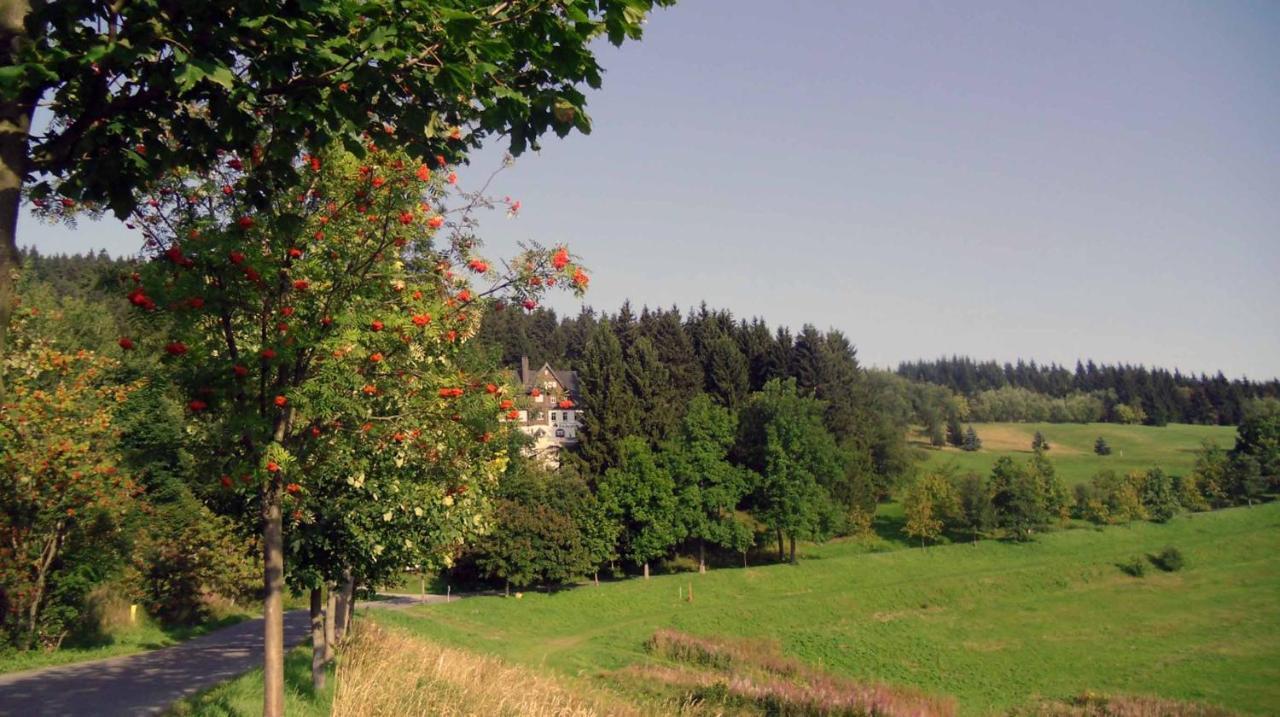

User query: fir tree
[961,425,982,452]
[1094,436,1112,456]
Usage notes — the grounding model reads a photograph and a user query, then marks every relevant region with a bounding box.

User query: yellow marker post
[129,604,138,624]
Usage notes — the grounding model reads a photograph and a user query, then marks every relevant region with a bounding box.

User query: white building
[507,357,583,466]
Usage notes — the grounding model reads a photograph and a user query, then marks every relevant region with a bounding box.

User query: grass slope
[917,422,1235,486]
[376,504,1280,716]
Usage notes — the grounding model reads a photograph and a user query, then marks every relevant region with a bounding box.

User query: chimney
[521,356,530,384]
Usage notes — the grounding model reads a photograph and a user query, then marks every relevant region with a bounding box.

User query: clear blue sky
[19,1,1280,379]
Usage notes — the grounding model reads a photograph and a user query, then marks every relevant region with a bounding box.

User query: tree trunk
[698,540,706,574]
[344,578,357,639]
[742,551,748,568]
[262,478,285,717]
[309,587,325,692]
[643,561,650,580]
[593,570,599,587]
[25,522,65,647]
[504,579,509,597]
[0,1,35,402]
[334,569,353,642]
[323,584,336,663]
[788,535,796,564]
[776,529,784,562]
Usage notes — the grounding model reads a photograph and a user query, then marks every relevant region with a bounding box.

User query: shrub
[1093,437,1111,456]
[1151,546,1185,572]
[1117,557,1146,577]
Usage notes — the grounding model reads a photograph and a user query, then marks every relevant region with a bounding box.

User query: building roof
[518,356,580,401]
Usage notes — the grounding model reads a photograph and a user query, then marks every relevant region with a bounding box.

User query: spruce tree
[625,335,676,446]
[704,334,749,408]
[962,425,982,452]
[576,319,641,474]
[1032,431,1050,452]
[1094,436,1112,456]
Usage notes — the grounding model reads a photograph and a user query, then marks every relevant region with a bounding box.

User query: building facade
[506,357,582,465]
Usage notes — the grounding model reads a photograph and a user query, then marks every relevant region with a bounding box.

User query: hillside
[374,503,1280,716]
[915,422,1236,486]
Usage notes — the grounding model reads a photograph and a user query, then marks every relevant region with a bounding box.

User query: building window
[555,429,565,438]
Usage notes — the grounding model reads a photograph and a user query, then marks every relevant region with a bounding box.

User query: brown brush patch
[637,629,955,717]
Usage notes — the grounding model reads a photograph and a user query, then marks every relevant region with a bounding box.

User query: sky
[18,1,1280,379]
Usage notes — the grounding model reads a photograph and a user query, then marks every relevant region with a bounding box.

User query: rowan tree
[95,144,583,706]
[1,1,674,415]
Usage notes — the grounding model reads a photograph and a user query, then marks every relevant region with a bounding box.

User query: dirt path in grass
[0,595,439,717]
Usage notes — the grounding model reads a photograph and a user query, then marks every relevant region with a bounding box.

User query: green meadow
[917,422,1236,486]
[374,503,1280,716]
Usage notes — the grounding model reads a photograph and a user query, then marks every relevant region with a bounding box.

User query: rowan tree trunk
[323,583,336,663]
[788,535,796,564]
[642,561,650,580]
[776,529,784,562]
[262,478,285,717]
[334,570,354,642]
[0,1,34,399]
[698,540,706,574]
[343,577,357,639]
[309,587,325,692]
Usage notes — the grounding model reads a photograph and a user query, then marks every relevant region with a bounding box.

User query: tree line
[897,356,1279,426]
[901,401,1280,548]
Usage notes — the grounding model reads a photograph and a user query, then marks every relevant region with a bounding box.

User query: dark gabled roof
[516,357,579,401]
[550,367,578,398]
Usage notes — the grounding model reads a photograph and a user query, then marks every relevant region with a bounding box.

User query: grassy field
[916,422,1236,486]
[374,503,1280,716]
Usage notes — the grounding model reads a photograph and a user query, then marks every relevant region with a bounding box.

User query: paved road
[0,595,440,717]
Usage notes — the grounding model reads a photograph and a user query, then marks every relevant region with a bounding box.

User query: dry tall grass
[333,623,687,717]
